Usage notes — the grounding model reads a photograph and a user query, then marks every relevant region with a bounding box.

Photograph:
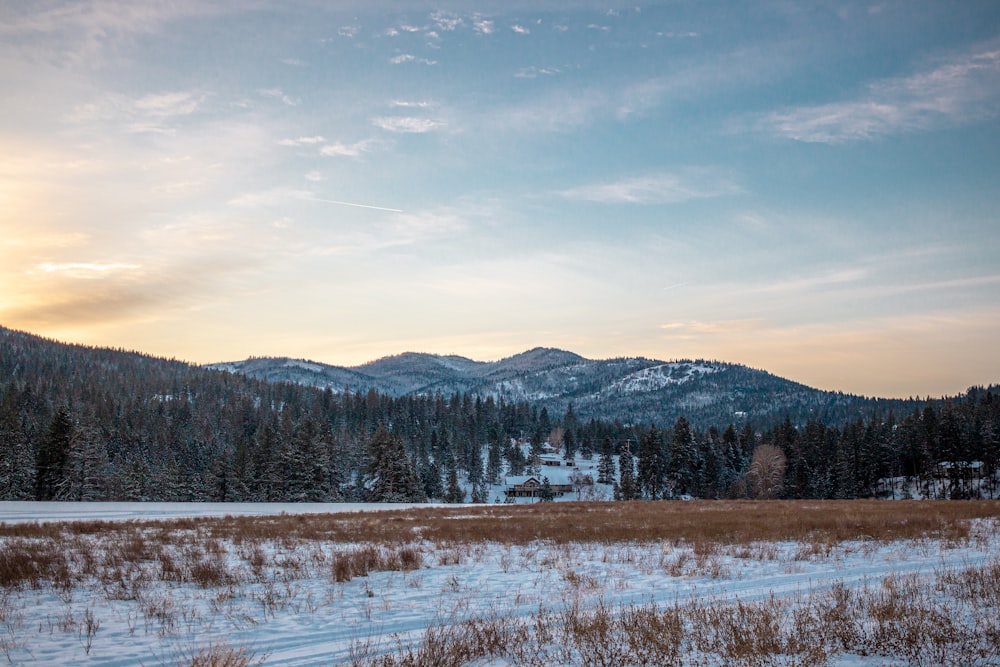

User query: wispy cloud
[391,100,432,109]
[281,57,306,67]
[34,262,142,279]
[511,25,530,35]
[515,66,561,79]
[558,170,743,204]
[319,139,377,158]
[67,90,207,133]
[430,12,463,32]
[755,46,1000,143]
[372,116,446,133]
[473,18,494,35]
[388,53,437,65]
[257,88,299,107]
[278,135,326,147]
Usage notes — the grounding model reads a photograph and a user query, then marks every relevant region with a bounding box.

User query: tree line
[1,327,997,502]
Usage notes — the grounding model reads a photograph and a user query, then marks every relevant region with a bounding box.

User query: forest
[1,326,998,503]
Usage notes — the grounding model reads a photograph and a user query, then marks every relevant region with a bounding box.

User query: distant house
[540,454,575,467]
[504,476,574,499]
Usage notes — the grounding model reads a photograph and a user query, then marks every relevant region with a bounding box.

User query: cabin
[504,475,574,498]
[540,454,576,467]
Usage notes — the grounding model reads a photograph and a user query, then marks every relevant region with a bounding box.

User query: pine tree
[637,427,665,499]
[0,389,33,499]
[539,476,555,502]
[668,416,695,497]
[618,443,637,500]
[365,426,425,502]
[35,407,74,501]
[59,421,108,501]
[597,436,616,484]
[563,428,576,464]
[444,464,465,503]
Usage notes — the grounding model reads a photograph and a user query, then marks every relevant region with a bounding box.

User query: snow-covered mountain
[206,348,898,426]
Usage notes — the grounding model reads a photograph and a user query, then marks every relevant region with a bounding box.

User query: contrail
[304,196,403,213]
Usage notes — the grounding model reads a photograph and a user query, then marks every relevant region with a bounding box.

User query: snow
[607,362,719,395]
[0,503,996,666]
[0,501,436,524]
[282,360,325,373]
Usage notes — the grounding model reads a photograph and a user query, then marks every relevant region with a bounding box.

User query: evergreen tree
[618,443,637,500]
[0,389,33,499]
[668,416,695,497]
[422,459,444,499]
[59,421,108,501]
[597,436,616,484]
[539,476,555,502]
[637,426,665,499]
[563,428,576,464]
[444,464,465,503]
[365,426,425,502]
[35,407,74,501]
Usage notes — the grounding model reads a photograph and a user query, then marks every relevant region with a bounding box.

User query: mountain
[207,348,915,427]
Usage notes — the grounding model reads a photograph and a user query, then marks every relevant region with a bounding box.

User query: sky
[2,0,999,398]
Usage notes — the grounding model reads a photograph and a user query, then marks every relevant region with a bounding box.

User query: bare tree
[747,444,787,499]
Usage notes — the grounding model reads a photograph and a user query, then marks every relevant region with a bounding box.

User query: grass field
[1,500,999,665]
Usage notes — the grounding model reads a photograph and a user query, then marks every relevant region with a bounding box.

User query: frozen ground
[0,501,437,524]
[0,503,997,666]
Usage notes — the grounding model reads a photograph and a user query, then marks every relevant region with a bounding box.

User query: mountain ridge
[204,348,911,427]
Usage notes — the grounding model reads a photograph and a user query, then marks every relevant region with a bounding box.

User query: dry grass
[3,500,997,551]
[356,558,1000,667]
[1,500,997,595]
[1,500,998,665]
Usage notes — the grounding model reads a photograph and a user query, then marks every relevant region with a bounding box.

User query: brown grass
[1,500,997,595]
[356,558,1000,667]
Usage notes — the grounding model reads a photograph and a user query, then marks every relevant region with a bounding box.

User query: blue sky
[2,0,999,397]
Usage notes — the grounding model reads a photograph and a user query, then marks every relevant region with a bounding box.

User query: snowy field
[0,501,436,525]
[1,501,998,666]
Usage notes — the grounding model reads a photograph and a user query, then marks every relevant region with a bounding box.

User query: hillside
[209,348,916,428]
[2,325,997,503]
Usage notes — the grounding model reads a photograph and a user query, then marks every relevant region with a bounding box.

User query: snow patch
[608,362,719,394]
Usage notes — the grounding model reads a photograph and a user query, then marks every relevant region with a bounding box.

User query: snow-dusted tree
[618,442,637,500]
[563,428,576,464]
[668,415,696,496]
[597,436,616,484]
[365,426,425,502]
[444,464,465,503]
[637,427,666,499]
[0,389,33,499]
[58,421,108,501]
[35,407,74,500]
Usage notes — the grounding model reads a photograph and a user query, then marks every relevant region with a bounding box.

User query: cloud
[388,53,437,65]
[558,170,743,204]
[68,90,207,133]
[257,88,299,107]
[304,171,324,182]
[515,66,561,79]
[0,2,226,66]
[473,18,494,35]
[281,57,306,67]
[511,25,530,35]
[34,262,142,279]
[755,46,1000,143]
[319,139,377,157]
[278,135,326,147]
[658,319,764,337]
[338,24,360,38]
[430,12,463,31]
[391,100,432,108]
[372,116,446,133]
